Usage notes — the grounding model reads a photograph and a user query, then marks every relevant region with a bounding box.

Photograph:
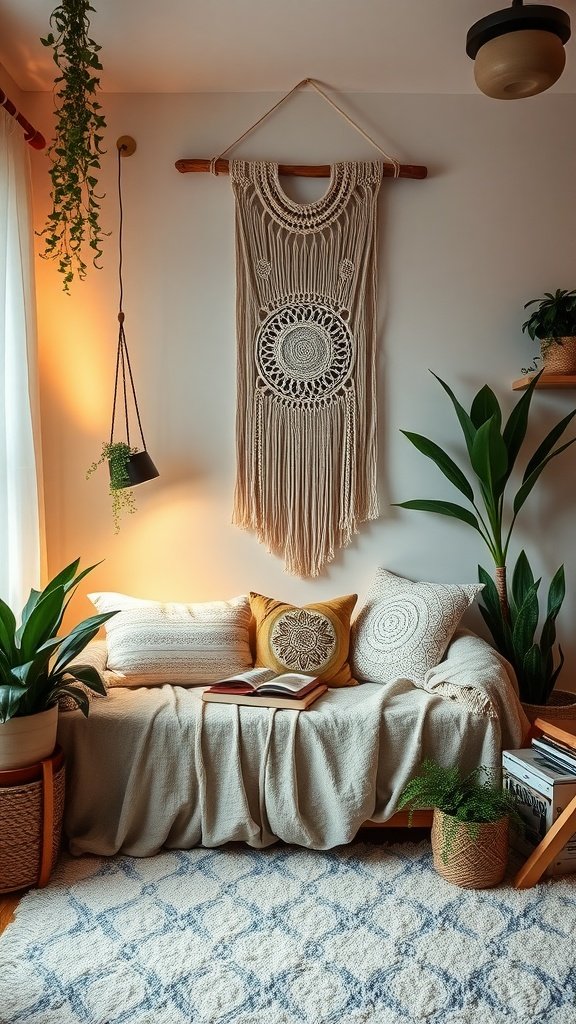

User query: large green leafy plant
[39,0,107,291]
[396,371,576,704]
[0,559,116,722]
[522,288,576,346]
[398,759,522,862]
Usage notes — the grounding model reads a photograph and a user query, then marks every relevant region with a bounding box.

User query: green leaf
[61,664,106,696]
[19,586,65,661]
[470,385,502,431]
[430,372,476,458]
[47,684,90,717]
[513,438,576,515]
[512,581,541,664]
[470,416,509,499]
[521,644,543,704]
[523,408,576,482]
[546,564,566,621]
[0,683,27,723]
[400,431,474,501]
[394,500,481,532]
[52,612,116,674]
[0,600,16,659]
[511,551,534,619]
[502,371,542,478]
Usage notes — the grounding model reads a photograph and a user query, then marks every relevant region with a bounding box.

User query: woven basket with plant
[398,759,523,889]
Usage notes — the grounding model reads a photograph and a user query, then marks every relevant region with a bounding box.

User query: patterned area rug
[1,842,575,1024]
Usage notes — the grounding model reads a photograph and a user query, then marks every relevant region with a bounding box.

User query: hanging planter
[87,137,158,531]
[39,0,108,291]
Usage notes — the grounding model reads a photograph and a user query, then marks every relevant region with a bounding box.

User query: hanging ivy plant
[39,0,107,291]
[86,442,137,533]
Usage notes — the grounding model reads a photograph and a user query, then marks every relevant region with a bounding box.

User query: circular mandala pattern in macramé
[270,608,337,672]
[256,303,353,402]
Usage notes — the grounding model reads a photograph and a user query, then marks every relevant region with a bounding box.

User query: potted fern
[0,558,116,770]
[522,288,576,375]
[399,760,522,888]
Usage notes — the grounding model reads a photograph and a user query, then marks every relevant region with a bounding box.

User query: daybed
[57,630,528,857]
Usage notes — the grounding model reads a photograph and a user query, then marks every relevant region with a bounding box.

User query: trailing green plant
[39,0,107,291]
[522,288,576,351]
[398,759,523,862]
[86,441,137,533]
[0,558,116,722]
[395,371,576,704]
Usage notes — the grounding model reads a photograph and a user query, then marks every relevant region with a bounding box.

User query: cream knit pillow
[88,592,253,687]
[351,569,483,684]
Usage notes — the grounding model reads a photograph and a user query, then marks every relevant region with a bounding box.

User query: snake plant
[396,371,576,704]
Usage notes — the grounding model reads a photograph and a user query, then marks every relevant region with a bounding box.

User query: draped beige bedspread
[58,632,528,857]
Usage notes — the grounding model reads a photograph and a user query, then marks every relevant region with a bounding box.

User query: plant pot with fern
[0,559,116,770]
[399,760,522,889]
[522,288,576,375]
[396,371,576,715]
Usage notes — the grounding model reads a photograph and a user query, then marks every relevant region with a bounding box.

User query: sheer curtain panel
[0,108,43,611]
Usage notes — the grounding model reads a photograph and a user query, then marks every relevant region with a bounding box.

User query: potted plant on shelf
[398,759,522,888]
[0,558,116,770]
[522,288,576,375]
[396,371,576,718]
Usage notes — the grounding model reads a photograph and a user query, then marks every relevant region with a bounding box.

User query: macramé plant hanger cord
[197,80,425,577]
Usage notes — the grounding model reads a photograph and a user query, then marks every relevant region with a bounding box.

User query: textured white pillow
[351,569,483,684]
[88,592,253,687]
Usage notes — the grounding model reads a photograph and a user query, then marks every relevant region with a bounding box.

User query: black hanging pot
[117,450,159,488]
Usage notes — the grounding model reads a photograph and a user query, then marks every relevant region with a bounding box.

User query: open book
[207,667,321,698]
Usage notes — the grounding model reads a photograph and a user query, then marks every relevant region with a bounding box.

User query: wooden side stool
[514,719,576,889]
[0,747,65,893]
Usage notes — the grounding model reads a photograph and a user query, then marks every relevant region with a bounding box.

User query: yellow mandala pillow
[249,592,358,687]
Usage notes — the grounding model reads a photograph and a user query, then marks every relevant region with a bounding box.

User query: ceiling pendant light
[466,0,571,100]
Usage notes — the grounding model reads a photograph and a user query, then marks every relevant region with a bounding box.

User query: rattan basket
[541,336,576,374]
[0,748,65,894]
[521,688,576,725]
[432,809,509,889]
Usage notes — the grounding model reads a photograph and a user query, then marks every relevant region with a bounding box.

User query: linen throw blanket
[231,160,383,577]
[58,634,528,856]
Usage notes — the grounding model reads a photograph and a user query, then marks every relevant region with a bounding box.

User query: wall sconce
[466,1,571,99]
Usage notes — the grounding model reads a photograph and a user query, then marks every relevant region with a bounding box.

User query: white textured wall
[27,90,576,685]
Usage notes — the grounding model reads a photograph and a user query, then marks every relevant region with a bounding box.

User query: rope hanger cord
[209,78,401,177]
[110,143,147,451]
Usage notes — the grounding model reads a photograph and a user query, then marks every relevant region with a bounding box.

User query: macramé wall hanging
[176,80,427,577]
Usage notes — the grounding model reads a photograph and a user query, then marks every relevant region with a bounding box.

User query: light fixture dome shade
[474,28,566,98]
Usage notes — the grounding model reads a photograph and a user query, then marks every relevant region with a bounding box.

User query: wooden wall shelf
[512,374,576,391]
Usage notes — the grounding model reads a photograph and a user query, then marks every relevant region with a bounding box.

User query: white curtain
[0,108,43,613]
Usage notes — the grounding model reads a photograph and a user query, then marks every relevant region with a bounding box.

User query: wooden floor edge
[0,892,22,935]
[361,810,433,829]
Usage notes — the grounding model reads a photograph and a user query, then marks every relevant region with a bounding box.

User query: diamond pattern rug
[1,842,575,1024]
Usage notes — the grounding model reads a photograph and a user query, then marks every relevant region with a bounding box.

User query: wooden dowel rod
[0,87,46,150]
[175,157,427,180]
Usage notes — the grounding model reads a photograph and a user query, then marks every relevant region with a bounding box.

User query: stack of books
[503,720,576,877]
[202,667,327,710]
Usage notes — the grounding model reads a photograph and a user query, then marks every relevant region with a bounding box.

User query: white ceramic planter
[0,705,58,771]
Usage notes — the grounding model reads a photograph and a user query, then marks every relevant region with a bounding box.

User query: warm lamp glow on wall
[466,0,571,99]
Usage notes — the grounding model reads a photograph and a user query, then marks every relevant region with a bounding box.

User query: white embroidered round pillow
[351,569,483,684]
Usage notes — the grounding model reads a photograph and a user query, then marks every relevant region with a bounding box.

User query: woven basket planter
[0,748,65,894]
[541,336,576,374]
[521,688,576,725]
[432,809,509,889]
